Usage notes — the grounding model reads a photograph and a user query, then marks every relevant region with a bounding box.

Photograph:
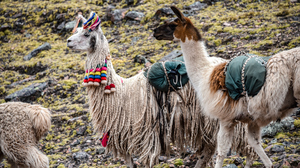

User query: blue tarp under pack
[225,54,272,100]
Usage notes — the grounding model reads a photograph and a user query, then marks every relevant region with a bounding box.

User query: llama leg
[125,154,136,168]
[195,145,216,168]
[215,122,235,168]
[247,123,272,168]
[244,155,254,168]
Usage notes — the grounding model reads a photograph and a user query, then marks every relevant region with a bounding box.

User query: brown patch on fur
[210,62,227,92]
[210,62,238,109]
[173,17,202,42]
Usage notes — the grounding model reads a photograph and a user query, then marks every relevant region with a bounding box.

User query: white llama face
[67,27,99,52]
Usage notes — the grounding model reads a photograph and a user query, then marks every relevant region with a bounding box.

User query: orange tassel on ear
[72,18,81,34]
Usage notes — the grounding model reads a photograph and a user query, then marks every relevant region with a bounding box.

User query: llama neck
[180,40,212,81]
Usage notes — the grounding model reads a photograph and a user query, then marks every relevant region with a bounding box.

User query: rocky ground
[0,0,300,167]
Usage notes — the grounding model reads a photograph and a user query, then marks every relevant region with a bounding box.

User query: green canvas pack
[225,54,272,100]
[144,56,189,92]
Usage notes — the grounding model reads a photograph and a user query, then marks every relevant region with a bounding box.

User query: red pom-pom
[105,85,111,90]
[94,79,101,83]
[110,84,115,88]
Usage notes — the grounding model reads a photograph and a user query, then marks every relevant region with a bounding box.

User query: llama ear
[89,11,95,18]
[78,14,87,23]
[171,6,186,24]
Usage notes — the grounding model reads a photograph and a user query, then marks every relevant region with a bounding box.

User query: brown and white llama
[154,6,300,168]
[67,12,256,168]
[0,102,51,168]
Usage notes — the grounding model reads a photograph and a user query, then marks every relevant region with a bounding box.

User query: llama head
[67,11,106,53]
[153,6,202,42]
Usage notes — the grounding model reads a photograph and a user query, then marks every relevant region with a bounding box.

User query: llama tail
[26,146,49,168]
[26,105,51,140]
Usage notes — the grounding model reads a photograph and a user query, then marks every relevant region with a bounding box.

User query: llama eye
[84,33,90,37]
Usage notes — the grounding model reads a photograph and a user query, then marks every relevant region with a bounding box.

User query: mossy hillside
[0,0,300,167]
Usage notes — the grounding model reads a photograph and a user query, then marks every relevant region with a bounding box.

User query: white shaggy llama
[153,6,300,168]
[67,12,255,168]
[0,102,51,168]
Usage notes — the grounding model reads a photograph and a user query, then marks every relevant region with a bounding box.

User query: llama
[0,102,51,168]
[153,6,300,168]
[67,11,256,168]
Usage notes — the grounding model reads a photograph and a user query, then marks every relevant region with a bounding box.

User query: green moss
[45,134,53,141]
[72,148,80,153]
[262,143,268,149]
[275,132,288,139]
[213,39,222,46]
[252,161,263,166]
[174,159,183,166]
[57,164,65,168]
[254,40,273,49]
[294,119,300,128]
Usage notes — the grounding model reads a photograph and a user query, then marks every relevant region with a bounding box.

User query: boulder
[261,117,294,138]
[185,1,208,11]
[125,11,144,21]
[23,42,51,61]
[65,20,77,31]
[5,80,51,102]
[72,152,89,162]
[158,50,183,62]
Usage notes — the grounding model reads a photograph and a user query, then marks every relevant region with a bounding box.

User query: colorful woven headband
[83,12,101,31]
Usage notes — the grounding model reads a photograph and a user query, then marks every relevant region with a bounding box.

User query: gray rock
[24,42,51,61]
[159,156,167,162]
[96,147,106,155]
[76,126,87,135]
[6,76,35,88]
[233,157,243,165]
[0,25,11,31]
[65,20,77,31]
[12,13,22,18]
[56,13,66,20]
[223,164,238,168]
[70,139,80,147]
[159,50,183,62]
[57,21,65,30]
[126,0,139,5]
[5,81,50,102]
[261,117,294,138]
[271,145,285,153]
[111,9,125,22]
[155,8,175,17]
[271,138,278,144]
[125,11,144,21]
[134,55,148,64]
[185,1,208,11]
[72,152,89,161]
[25,33,32,38]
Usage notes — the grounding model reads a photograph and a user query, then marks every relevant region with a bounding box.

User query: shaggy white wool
[0,102,50,168]
[67,12,256,168]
